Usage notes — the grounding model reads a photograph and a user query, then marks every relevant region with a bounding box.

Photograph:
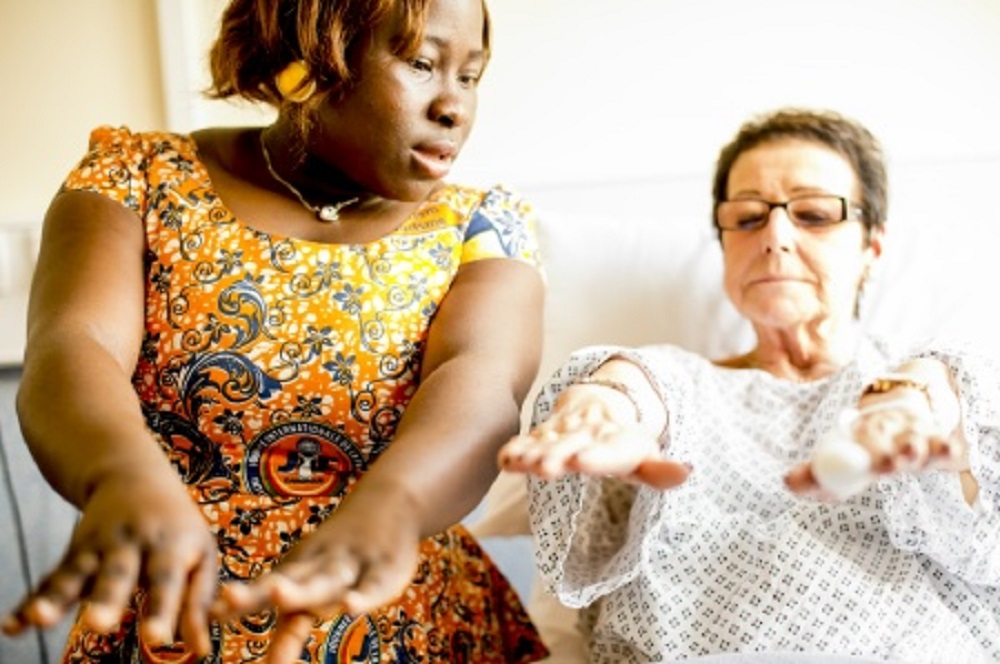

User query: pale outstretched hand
[498,385,690,490]
[785,395,966,501]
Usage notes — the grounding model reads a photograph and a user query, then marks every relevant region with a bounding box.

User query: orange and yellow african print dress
[58,126,548,663]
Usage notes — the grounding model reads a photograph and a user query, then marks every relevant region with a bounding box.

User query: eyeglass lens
[718,196,847,230]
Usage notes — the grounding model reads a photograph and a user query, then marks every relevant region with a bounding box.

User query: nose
[762,207,796,253]
[429,82,472,129]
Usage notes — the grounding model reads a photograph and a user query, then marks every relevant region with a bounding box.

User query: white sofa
[470,157,1000,661]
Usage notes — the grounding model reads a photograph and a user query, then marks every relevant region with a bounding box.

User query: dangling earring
[275,60,316,103]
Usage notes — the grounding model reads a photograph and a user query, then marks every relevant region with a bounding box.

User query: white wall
[0,0,165,227]
[464,0,1000,189]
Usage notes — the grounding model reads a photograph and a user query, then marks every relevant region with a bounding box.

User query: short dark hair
[711,108,888,240]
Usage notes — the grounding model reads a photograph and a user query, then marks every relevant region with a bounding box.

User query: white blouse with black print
[527,336,1000,664]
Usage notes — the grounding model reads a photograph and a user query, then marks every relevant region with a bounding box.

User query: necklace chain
[259,131,359,223]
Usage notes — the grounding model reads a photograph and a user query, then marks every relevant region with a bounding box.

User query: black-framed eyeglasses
[715,195,863,232]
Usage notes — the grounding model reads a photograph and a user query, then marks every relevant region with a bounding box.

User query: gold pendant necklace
[259,131,359,222]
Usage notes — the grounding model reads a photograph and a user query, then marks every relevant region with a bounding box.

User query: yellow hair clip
[274,60,316,103]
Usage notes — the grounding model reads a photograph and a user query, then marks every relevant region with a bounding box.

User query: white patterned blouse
[527,336,1000,664]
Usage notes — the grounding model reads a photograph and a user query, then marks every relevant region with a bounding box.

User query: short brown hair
[207,0,492,109]
[711,108,888,239]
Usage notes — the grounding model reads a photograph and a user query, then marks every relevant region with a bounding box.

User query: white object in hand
[811,410,873,499]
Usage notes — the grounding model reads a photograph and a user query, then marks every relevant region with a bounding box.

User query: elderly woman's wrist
[577,358,669,443]
[574,376,645,424]
[860,370,961,434]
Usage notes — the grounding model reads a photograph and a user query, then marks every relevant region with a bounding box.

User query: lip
[749,276,805,286]
[411,140,458,179]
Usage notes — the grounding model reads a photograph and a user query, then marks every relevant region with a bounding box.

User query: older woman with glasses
[499,108,1000,662]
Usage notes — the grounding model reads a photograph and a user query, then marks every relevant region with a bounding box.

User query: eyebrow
[423,35,485,62]
[730,186,835,199]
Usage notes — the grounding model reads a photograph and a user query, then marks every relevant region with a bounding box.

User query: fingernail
[28,598,59,624]
[84,603,119,632]
[142,617,171,645]
[873,453,894,473]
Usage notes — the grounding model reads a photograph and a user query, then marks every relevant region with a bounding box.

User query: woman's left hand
[212,489,421,664]
[785,395,966,500]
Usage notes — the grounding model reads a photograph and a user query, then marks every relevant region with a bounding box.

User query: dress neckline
[180,129,454,249]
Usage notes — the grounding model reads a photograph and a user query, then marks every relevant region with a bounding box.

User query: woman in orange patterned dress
[1,0,548,662]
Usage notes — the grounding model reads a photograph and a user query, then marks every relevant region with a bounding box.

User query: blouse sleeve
[60,125,151,216]
[527,345,673,608]
[877,344,1000,585]
[460,185,543,272]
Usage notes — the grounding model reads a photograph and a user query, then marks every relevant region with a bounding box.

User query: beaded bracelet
[575,375,645,424]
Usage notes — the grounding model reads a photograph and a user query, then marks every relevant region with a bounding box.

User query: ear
[864,224,885,264]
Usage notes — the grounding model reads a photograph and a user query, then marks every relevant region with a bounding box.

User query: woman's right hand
[498,384,690,490]
[1,469,218,657]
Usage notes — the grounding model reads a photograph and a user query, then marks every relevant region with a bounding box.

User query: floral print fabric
[58,126,548,663]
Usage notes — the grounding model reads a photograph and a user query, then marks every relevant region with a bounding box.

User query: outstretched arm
[1,191,217,655]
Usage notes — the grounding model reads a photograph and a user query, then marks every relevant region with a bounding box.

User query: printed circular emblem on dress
[245,421,364,497]
[323,615,381,663]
